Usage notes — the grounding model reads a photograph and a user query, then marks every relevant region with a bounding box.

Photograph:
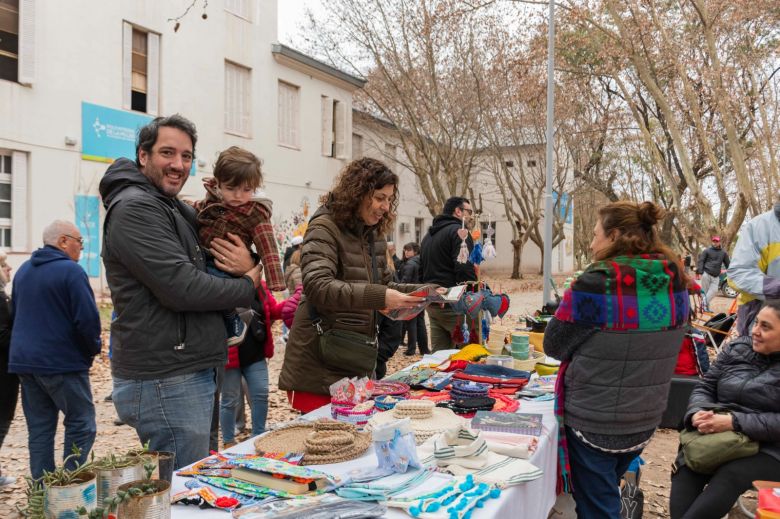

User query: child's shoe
[226,314,247,346]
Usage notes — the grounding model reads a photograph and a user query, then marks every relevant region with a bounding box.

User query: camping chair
[689,293,736,354]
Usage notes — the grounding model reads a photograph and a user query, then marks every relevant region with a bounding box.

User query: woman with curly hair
[278,158,424,413]
[544,200,690,518]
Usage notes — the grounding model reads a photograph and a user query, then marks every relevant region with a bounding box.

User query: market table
[171,399,557,519]
[171,350,559,518]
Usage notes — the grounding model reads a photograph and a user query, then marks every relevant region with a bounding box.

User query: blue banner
[82,102,152,164]
[75,194,100,277]
[553,191,573,224]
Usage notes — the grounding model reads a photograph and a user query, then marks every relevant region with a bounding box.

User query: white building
[0,0,364,290]
[352,110,574,275]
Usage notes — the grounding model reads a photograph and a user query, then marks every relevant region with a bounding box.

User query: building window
[277,80,299,148]
[352,133,363,159]
[225,61,251,136]
[321,97,346,158]
[225,0,253,21]
[0,0,18,82]
[0,150,27,250]
[415,217,424,244]
[384,143,397,163]
[123,22,159,114]
[504,160,514,168]
[526,159,537,168]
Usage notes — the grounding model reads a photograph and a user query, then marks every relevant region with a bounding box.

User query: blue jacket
[9,246,101,374]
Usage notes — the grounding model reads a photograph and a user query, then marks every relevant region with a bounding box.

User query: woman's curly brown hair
[321,157,399,235]
[595,200,689,286]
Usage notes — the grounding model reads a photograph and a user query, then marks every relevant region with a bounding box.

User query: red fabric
[280,284,302,328]
[258,282,283,359]
[226,345,240,369]
[674,336,698,376]
[286,390,331,414]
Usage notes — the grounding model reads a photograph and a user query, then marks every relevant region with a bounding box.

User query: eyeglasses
[64,234,84,245]
[460,207,474,216]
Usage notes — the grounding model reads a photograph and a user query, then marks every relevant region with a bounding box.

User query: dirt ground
[0,274,749,517]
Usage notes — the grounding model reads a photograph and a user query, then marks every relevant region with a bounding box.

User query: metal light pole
[542,0,555,305]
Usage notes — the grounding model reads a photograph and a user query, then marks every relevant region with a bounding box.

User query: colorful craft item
[371,380,411,397]
[437,396,496,416]
[368,400,464,445]
[331,400,377,428]
[371,418,422,474]
[469,242,484,265]
[451,292,485,320]
[449,343,490,362]
[374,395,407,411]
[386,475,501,519]
[482,221,497,259]
[330,376,374,406]
[450,380,490,399]
[456,218,469,264]
[437,359,469,372]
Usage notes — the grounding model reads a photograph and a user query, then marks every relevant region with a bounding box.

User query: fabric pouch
[319,328,377,377]
[679,427,759,474]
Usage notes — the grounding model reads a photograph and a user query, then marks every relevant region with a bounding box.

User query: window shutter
[11,151,28,252]
[290,86,299,147]
[146,32,160,115]
[18,0,36,86]
[122,22,133,110]
[334,101,345,158]
[321,97,333,156]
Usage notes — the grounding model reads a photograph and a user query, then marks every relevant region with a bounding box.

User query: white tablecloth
[172,350,558,518]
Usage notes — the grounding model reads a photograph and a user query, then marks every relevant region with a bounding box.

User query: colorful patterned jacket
[193,178,285,291]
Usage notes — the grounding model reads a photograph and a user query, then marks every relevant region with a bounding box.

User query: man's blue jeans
[566,426,642,519]
[113,368,216,470]
[220,360,268,444]
[19,372,96,479]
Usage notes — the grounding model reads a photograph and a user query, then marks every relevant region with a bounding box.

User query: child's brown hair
[213,146,263,189]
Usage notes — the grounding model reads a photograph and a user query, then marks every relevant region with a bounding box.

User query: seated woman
[670,300,780,519]
[278,158,424,413]
[544,201,690,518]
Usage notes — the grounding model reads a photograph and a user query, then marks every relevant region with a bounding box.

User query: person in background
[376,248,404,379]
[220,282,301,448]
[387,241,402,272]
[285,249,303,293]
[696,235,730,312]
[100,115,262,469]
[727,192,780,335]
[9,221,102,478]
[400,242,429,356]
[283,235,303,271]
[0,251,16,486]
[420,196,477,351]
[192,146,286,344]
[544,201,690,518]
[278,158,423,413]
[669,300,780,519]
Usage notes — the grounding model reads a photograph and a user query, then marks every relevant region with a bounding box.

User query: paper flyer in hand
[381,284,467,321]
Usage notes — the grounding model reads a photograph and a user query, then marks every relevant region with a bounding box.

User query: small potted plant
[17,447,97,519]
[92,449,146,509]
[115,461,170,519]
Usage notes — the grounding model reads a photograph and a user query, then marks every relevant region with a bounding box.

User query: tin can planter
[116,479,171,519]
[44,471,97,519]
[129,450,175,483]
[95,461,145,509]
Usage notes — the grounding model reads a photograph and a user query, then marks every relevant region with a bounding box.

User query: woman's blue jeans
[220,360,268,444]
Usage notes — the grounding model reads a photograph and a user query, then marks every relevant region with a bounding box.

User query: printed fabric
[554,254,689,331]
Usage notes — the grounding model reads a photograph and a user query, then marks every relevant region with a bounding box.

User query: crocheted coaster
[374,395,406,411]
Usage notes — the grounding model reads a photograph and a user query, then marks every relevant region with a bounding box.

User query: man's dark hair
[135,114,198,167]
[443,197,471,216]
[403,242,420,254]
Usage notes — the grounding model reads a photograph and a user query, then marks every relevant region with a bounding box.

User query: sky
[277,1,323,46]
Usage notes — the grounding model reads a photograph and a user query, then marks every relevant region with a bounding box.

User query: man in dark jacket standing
[99,115,262,468]
[420,197,477,351]
[9,220,101,478]
[696,235,730,311]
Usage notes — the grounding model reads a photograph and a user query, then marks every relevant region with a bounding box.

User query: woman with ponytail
[544,201,690,518]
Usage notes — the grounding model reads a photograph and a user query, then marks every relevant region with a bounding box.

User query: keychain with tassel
[482,219,496,259]
[456,216,469,264]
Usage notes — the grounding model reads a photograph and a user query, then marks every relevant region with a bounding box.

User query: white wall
[0,0,358,286]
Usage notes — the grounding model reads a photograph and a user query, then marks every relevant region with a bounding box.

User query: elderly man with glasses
[420,196,478,351]
[8,220,101,478]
